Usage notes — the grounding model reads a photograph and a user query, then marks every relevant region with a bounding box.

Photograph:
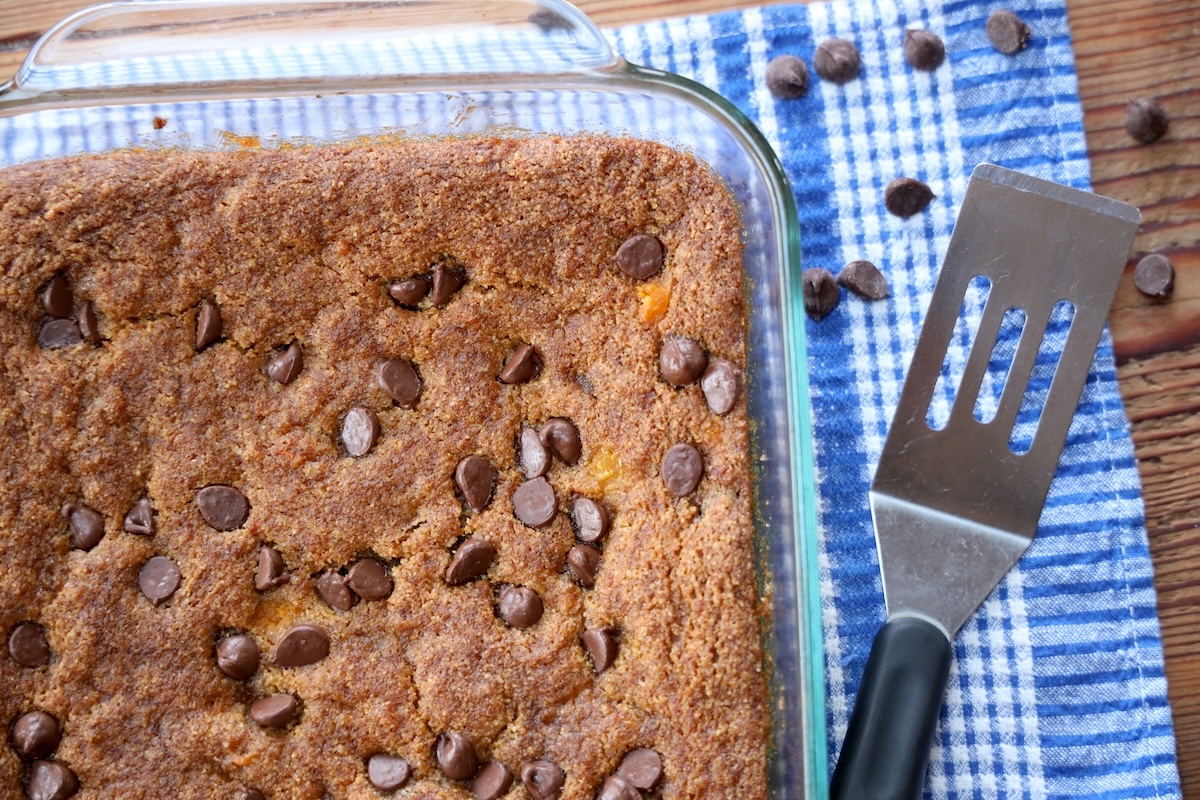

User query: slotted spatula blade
[830,164,1139,800]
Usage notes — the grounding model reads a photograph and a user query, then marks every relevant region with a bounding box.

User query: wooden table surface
[2,0,1198,795]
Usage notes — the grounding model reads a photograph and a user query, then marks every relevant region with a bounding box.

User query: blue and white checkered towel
[611,1,1181,797]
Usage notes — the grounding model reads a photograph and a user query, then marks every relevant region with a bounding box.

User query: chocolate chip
[802,268,840,321]
[884,177,935,217]
[255,546,289,591]
[814,38,860,83]
[77,302,100,344]
[904,29,945,71]
[618,748,664,791]
[273,624,330,667]
[986,9,1030,54]
[26,760,78,800]
[539,417,581,465]
[582,628,619,673]
[570,498,609,543]
[435,731,479,781]
[519,426,551,479]
[196,485,250,531]
[9,712,61,760]
[40,276,73,319]
[60,502,105,550]
[598,775,640,800]
[1134,253,1175,298]
[659,335,708,386]
[455,455,496,512]
[138,556,181,606]
[661,444,703,497]
[765,54,809,99]
[513,477,557,528]
[389,276,430,307]
[521,760,565,800]
[341,406,380,457]
[430,261,466,307]
[8,623,50,668]
[122,497,154,535]
[1126,97,1169,145]
[346,558,393,600]
[267,342,303,385]
[195,299,222,350]
[316,571,355,611]
[837,260,891,300]
[377,358,421,407]
[528,8,572,31]
[616,234,664,280]
[566,545,601,589]
[445,537,496,586]
[499,343,541,385]
[236,788,265,800]
[497,586,544,629]
[249,694,298,728]
[367,753,412,791]
[472,762,514,800]
[701,360,740,416]
[215,634,259,680]
[37,318,83,349]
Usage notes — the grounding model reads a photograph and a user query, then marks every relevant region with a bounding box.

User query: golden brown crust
[0,137,765,799]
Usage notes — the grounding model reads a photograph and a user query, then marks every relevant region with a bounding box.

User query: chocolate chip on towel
[765,55,809,99]
[903,29,945,71]
[802,269,840,321]
[814,38,860,83]
[986,10,1030,55]
[884,177,935,218]
[837,260,891,300]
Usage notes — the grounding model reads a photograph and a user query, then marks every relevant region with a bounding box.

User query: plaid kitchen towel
[610,1,1182,798]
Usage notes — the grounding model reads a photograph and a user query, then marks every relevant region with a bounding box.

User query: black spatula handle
[830,615,953,800]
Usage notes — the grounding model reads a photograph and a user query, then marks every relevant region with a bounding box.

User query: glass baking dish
[0,1,824,797]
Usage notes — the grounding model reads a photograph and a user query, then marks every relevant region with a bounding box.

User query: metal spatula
[829,164,1139,800]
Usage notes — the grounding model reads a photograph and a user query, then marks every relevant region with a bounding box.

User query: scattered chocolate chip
[661,444,704,497]
[273,624,330,667]
[9,712,61,760]
[215,634,259,680]
[837,260,891,300]
[389,276,430,307]
[904,29,945,71]
[499,343,542,385]
[765,54,809,99]
[618,749,664,791]
[26,760,78,800]
[430,261,466,307]
[249,693,298,728]
[519,426,551,479]
[316,571,355,611]
[195,299,222,350]
[341,407,380,457]
[814,38,860,83]
[566,545,601,589]
[598,775,640,800]
[8,623,50,668]
[196,485,250,531]
[701,360,741,416]
[1126,97,1169,145]
[659,335,708,387]
[367,753,412,791]
[570,497,609,543]
[60,502,105,551]
[539,417,581,465]
[435,731,479,781]
[1134,253,1175,298]
[521,760,565,800]
[77,302,100,343]
[455,455,496,512]
[616,234,664,280]
[513,477,557,528]
[255,546,289,591]
[38,318,83,349]
[528,7,572,32]
[122,498,154,535]
[346,558,393,601]
[40,276,73,319]
[581,628,618,673]
[236,789,265,800]
[376,358,421,407]
[138,556,181,606]
[497,586,544,629]
[884,177,935,218]
[472,762,514,800]
[267,342,303,385]
[802,268,840,321]
[986,9,1030,55]
[445,537,496,586]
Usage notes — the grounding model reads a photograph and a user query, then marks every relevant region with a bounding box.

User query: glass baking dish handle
[0,0,621,110]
